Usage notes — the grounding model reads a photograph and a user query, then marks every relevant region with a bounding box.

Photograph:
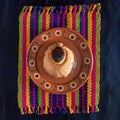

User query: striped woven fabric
[18,3,101,114]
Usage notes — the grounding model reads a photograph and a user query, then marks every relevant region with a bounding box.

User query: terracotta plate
[27,27,93,94]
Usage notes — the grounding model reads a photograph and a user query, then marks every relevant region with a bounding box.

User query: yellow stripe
[26,6,33,113]
[87,9,92,113]
[67,6,73,29]
[66,6,73,114]
[46,7,52,30]
[44,92,49,114]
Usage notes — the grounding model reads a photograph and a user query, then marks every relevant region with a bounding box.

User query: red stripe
[22,8,28,112]
[91,11,96,111]
[72,5,77,113]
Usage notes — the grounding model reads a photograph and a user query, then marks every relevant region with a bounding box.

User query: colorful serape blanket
[18,3,101,114]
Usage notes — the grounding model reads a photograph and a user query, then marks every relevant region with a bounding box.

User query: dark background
[0,0,120,120]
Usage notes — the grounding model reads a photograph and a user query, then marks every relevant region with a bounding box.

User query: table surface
[0,0,120,120]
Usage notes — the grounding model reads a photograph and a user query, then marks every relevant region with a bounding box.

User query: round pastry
[43,43,74,78]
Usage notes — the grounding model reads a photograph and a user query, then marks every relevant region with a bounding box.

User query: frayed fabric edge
[19,106,99,115]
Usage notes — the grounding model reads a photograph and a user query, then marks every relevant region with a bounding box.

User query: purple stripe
[29,10,37,108]
[81,7,87,112]
[62,11,67,108]
[49,11,54,108]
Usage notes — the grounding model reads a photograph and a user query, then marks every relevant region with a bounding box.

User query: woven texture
[18,4,101,114]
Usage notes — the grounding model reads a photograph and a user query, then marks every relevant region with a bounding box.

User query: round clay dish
[27,27,93,94]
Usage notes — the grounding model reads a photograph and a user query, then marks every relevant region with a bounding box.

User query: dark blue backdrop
[0,0,120,120]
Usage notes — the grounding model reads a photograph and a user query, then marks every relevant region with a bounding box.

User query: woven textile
[18,4,101,114]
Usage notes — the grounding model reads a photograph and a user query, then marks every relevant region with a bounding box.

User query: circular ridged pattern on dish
[55,30,62,36]
[84,57,91,65]
[57,85,64,92]
[80,42,87,49]
[34,73,40,79]
[42,35,48,41]
[69,34,76,40]
[70,82,77,88]
[44,82,51,89]
[80,72,87,79]
[29,60,35,67]
[32,45,39,52]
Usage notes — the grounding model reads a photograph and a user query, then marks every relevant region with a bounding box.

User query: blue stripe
[53,14,57,27]
[49,10,57,108]
[58,12,63,107]
[50,11,54,28]
[30,11,34,41]
[60,12,62,27]
[52,11,58,108]
[85,11,88,110]
[52,94,56,107]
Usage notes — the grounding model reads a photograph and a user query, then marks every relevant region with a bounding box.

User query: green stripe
[37,12,43,107]
[75,6,81,108]
[38,11,43,33]
[18,7,26,113]
[96,10,101,111]
[76,9,81,33]
[76,10,80,108]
